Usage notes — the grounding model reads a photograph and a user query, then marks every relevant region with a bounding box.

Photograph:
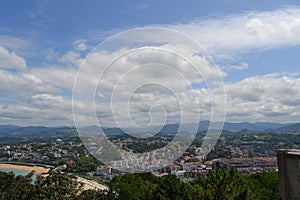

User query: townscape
[1,126,297,183]
[2,1,300,199]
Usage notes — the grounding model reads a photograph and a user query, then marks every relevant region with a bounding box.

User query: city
[0,125,298,180]
[1,0,300,199]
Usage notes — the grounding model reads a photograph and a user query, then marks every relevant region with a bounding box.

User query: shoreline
[0,163,50,174]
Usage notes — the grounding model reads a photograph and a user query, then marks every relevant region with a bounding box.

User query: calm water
[0,168,37,182]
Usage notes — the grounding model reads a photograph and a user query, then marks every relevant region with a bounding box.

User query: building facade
[278,149,300,200]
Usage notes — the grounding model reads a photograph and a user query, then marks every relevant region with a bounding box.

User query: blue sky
[1,0,299,75]
[1,0,300,126]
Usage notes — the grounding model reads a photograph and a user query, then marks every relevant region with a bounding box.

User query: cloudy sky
[1,0,300,126]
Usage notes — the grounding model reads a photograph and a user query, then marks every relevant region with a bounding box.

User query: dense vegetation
[0,168,279,200]
[66,156,102,173]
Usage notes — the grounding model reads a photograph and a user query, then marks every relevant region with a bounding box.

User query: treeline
[65,156,101,173]
[0,168,279,200]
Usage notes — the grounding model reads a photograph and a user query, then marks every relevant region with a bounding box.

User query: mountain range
[0,121,299,136]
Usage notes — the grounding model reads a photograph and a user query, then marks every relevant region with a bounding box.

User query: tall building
[277,149,300,200]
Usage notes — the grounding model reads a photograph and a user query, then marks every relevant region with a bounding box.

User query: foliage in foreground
[0,168,279,200]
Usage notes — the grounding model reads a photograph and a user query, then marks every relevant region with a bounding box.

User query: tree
[0,171,35,200]
[247,170,279,200]
[0,168,280,199]
[34,172,82,199]
[67,156,100,173]
[192,168,245,200]
[109,173,158,200]
[155,174,192,200]
[77,189,114,200]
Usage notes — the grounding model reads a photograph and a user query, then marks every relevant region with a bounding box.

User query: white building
[96,165,112,176]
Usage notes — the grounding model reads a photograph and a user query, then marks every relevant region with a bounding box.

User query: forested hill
[0,168,279,199]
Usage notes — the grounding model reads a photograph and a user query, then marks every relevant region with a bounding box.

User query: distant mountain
[0,121,297,138]
[0,125,21,133]
[0,125,76,143]
[160,123,179,133]
[222,122,290,132]
[234,128,257,135]
[223,122,254,131]
[276,123,300,133]
[254,122,290,130]
[79,125,126,136]
[160,121,290,133]
[0,125,75,136]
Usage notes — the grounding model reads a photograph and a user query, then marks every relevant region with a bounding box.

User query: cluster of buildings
[95,156,278,182]
[94,144,278,181]
[0,133,282,182]
[207,157,277,173]
[0,140,84,165]
[109,141,185,172]
[94,161,211,181]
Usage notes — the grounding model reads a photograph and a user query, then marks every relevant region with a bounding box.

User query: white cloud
[30,66,77,90]
[170,6,300,59]
[60,51,83,67]
[0,36,32,56]
[0,47,27,70]
[1,63,300,126]
[43,48,58,61]
[73,40,88,51]
[224,73,300,122]
[0,100,73,126]
[71,42,226,127]
[2,7,300,126]
[31,93,64,104]
[0,68,73,125]
[0,70,57,98]
[224,62,248,71]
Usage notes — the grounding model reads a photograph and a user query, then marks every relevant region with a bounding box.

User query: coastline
[0,163,108,191]
[0,163,50,174]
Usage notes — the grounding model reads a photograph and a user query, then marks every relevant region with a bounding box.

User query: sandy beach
[0,163,50,174]
[0,163,107,191]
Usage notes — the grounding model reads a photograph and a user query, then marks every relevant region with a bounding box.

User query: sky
[0,0,300,126]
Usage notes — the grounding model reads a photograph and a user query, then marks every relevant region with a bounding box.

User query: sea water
[0,168,37,182]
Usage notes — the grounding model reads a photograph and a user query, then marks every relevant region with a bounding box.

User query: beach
[0,163,50,175]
